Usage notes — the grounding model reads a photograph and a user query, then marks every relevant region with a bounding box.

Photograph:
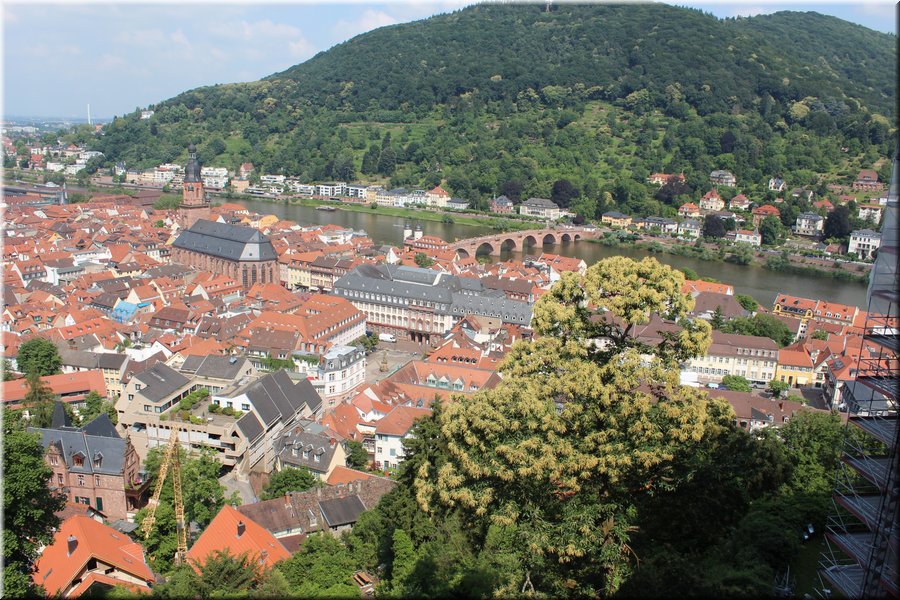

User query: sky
[2,1,896,120]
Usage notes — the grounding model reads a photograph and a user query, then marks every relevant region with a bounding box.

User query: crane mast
[140,427,187,564]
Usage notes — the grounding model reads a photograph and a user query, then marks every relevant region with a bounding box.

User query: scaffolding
[819,148,899,599]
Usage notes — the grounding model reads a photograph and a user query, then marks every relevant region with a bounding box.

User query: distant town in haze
[1,3,897,599]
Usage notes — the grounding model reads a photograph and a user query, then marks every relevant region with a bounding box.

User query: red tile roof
[374,405,431,437]
[34,515,154,597]
[185,504,290,573]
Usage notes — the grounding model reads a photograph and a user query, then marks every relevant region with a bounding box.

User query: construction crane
[140,427,187,564]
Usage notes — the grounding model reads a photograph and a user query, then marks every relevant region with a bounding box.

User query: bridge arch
[476,242,495,256]
[542,233,557,246]
[501,238,518,252]
[456,248,470,259]
[561,233,572,243]
[522,235,538,248]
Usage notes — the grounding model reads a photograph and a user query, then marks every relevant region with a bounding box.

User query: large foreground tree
[413,257,731,596]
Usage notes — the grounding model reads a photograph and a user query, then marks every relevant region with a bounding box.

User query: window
[314,454,320,463]
[128,394,134,401]
[389,448,396,457]
[50,455,58,466]
[73,455,84,467]
[57,473,63,485]
[95,497,103,512]
[144,405,152,412]
[77,475,85,486]
[303,450,310,459]
[292,448,299,457]
[241,404,250,412]
[94,475,101,487]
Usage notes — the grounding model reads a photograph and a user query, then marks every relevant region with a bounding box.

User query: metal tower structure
[140,427,188,564]
[819,147,899,599]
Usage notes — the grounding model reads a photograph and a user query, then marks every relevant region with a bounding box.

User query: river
[236,199,868,308]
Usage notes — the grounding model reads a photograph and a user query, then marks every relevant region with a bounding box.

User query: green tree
[759,215,782,246]
[154,219,166,227]
[361,144,380,175]
[414,253,434,268]
[735,294,759,312]
[23,371,57,428]
[768,380,790,399]
[136,447,229,569]
[811,329,829,340]
[722,314,795,347]
[824,205,852,240]
[413,257,731,596]
[2,425,66,597]
[721,375,752,392]
[261,467,318,500]
[384,528,417,596]
[2,359,16,381]
[710,305,725,330]
[189,548,288,598]
[278,534,358,597]
[16,338,62,376]
[702,216,726,238]
[345,440,370,470]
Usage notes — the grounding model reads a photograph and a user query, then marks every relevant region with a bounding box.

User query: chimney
[778,402,784,411]
[237,521,245,538]
[67,535,78,556]
[329,437,336,447]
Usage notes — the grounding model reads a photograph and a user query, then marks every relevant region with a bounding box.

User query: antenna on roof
[87,104,92,127]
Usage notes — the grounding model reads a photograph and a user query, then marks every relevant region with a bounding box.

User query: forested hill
[94,3,896,217]
[266,4,895,117]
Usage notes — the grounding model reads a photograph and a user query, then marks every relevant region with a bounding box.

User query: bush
[222,406,235,416]
[208,403,220,414]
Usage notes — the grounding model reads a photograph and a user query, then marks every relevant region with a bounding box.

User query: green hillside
[93,3,896,217]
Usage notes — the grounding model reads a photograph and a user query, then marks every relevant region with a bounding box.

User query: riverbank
[232,193,538,232]
[586,234,871,284]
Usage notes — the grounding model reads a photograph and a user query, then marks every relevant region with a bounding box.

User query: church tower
[177,143,210,230]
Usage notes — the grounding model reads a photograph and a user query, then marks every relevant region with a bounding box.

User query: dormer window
[73,453,84,467]
[303,450,310,459]
[93,452,103,468]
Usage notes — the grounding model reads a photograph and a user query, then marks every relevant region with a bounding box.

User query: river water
[237,199,868,308]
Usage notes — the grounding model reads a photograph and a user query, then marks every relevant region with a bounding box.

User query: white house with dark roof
[275,426,347,480]
[848,229,881,260]
[794,212,824,237]
[519,197,560,219]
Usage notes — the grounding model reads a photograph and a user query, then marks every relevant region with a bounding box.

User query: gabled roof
[319,495,366,527]
[186,505,289,572]
[173,219,276,262]
[33,515,154,596]
[374,405,431,437]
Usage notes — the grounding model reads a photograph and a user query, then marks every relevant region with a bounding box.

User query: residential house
[794,212,824,237]
[852,169,883,191]
[490,195,515,214]
[601,211,632,228]
[752,204,781,227]
[710,389,829,432]
[790,188,814,202]
[424,185,450,208]
[2,370,107,411]
[710,170,736,187]
[186,505,290,572]
[58,350,129,400]
[677,219,702,238]
[647,173,685,186]
[699,190,725,212]
[235,477,396,551]
[858,203,884,225]
[374,406,432,470]
[635,216,677,234]
[848,229,881,260]
[689,292,746,322]
[728,194,751,211]
[768,178,786,192]
[775,345,816,388]
[275,425,347,480]
[686,331,779,386]
[32,515,155,597]
[519,197,560,220]
[678,203,701,219]
[30,412,147,521]
[733,229,762,246]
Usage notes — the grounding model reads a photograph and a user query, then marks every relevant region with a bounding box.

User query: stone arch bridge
[450,227,599,258]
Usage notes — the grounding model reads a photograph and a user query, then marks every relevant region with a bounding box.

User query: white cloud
[334,9,399,38]
[209,19,301,41]
[170,29,191,48]
[288,37,314,59]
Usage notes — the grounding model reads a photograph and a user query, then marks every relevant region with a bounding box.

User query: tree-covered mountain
[93,3,896,216]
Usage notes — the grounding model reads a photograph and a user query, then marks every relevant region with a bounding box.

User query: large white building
[686,331,779,386]
[848,229,881,260]
[374,405,431,471]
[332,264,533,345]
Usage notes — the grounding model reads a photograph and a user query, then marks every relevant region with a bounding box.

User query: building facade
[172,219,277,289]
